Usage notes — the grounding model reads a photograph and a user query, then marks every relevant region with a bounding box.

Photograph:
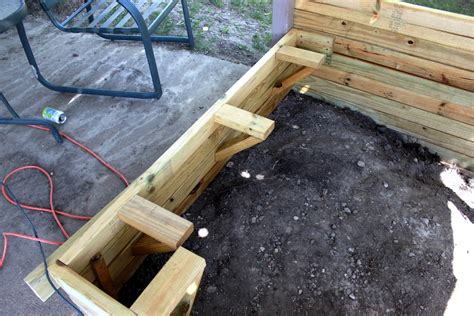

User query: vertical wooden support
[90,253,118,299]
[272,0,295,43]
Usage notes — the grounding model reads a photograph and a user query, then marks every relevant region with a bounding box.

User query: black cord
[0,181,83,316]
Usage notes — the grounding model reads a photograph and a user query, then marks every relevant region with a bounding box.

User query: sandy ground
[0,16,248,315]
[121,93,474,315]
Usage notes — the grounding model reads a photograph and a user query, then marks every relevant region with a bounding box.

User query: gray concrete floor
[0,16,248,315]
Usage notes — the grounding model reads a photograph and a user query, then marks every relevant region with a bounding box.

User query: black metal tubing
[15,21,162,99]
[0,93,63,144]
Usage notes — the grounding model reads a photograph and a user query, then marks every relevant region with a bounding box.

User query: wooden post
[272,0,295,43]
[90,253,118,299]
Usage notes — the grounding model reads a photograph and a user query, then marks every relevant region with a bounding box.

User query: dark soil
[119,92,472,314]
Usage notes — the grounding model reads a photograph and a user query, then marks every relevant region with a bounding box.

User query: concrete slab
[0,16,249,314]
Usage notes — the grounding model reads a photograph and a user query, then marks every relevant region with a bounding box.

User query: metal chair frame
[17,0,194,99]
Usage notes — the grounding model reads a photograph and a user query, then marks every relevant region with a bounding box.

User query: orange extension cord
[0,125,129,268]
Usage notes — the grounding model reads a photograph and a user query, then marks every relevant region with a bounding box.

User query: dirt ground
[120,92,473,315]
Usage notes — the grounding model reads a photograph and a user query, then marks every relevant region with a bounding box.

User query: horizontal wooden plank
[294,9,474,71]
[130,247,205,315]
[298,76,474,142]
[118,195,193,249]
[311,63,474,125]
[300,0,474,38]
[295,30,334,59]
[50,261,134,316]
[215,104,275,140]
[323,34,474,92]
[301,88,474,170]
[295,0,474,52]
[276,45,326,68]
[327,54,474,109]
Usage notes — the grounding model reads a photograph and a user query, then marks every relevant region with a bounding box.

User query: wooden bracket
[90,253,118,299]
[215,136,262,162]
[118,195,194,250]
[273,66,315,95]
[214,104,275,141]
[276,45,326,69]
[131,235,174,256]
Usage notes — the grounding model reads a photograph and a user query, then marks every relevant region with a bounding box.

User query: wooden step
[214,104,275,140]
[118,195,193,250]
[276,45,326,69]
[130,247,206,316]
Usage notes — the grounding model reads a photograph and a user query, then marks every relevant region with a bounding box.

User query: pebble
[198,228,209,238]
[409,252,416,257]
[343,207,352,214]
[421,218,429,226]
[293,216,300,221]
[226,161,234,168]
[330,232,336,238]
[256,174,265,180]
[260,246,266,252]
[349,293,356,300]
[348,247,355,253]
[292,125,300,129]
[206,285,217,294]
[298,289,303,295]
[251,217,257,224]
[331,224,337,230]
[357,161,366,168]
[241,171,251,178]
[383,182,389,188]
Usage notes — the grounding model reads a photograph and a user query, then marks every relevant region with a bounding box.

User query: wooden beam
[215,136,262,162]
[214,104,275,140]
[276,45,326,69]
[90,253,118,299]
[273,66,315,95]
[50,261,134,315]
[131,235,174,256]
[130,247,205,316]
[118,195,194,250]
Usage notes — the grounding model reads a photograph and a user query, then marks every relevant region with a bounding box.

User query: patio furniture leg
[0,93,63,144]
[15,21,162,99]
[96,0,194,48]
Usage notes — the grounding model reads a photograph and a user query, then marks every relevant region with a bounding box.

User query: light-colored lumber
[295,0,474,52]
[215,136,262,161]
[302,0,474,38]
[298,76,474,142]
[276,45,326,69]
[24,30,299,301]
[326,34,474,92]
[90,253,118,299]
[295,30,334,58]
[294,10,474,71]
[130,247,206,316]
[118,195,193,250]
[302,88,474,169]
[311,64,474,125]
[49,261,134,316]
[328,54,474,109]
[273,67,315,95]
[131,235,174,256]
[214,104,275,140]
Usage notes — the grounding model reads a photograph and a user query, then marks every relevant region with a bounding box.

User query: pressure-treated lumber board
[118,195,193,250]
[295,0,474,52]
[303,88,474,170]
[302,0,474,38]
[90,253,118,299]
[273,66,315,94]
[328,54,474,109]
[325,34,474,92]
[25,30,299,301]
[214,104,275,140]
[294,10,474,71]
[130,247,205,316]
[298,76,474,143]
[131,235,174,255]
[311,64,474,125]
[276,45,326,69]
[215,136,262,162]
[295,30,334,58]
[49,261,134,316]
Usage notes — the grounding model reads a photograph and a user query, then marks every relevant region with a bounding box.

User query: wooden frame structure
[25,1,473,314]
